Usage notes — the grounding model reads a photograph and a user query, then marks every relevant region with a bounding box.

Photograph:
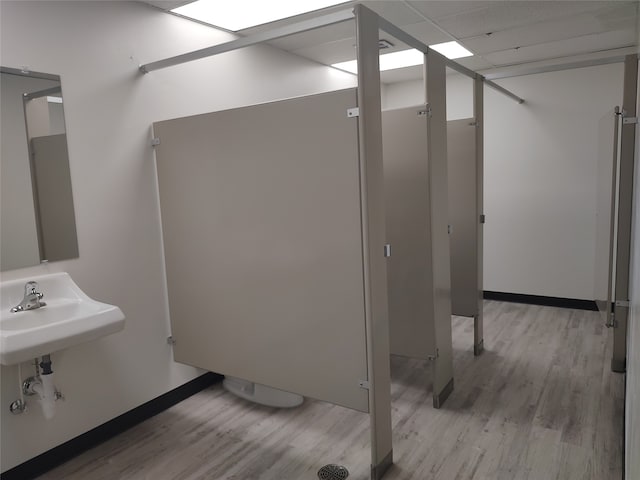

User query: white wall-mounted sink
[0,272,125,365]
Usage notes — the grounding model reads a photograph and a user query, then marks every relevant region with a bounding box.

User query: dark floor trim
[1,372,222,480]
[483,291,598,311]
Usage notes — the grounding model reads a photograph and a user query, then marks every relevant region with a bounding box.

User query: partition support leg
[424,41,455,411]
[432,368,454,409]
[474,76,485,358]
[355,5,393,479]
[474,314,484,356]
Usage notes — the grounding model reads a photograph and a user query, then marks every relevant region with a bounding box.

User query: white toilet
[223,376,304,408]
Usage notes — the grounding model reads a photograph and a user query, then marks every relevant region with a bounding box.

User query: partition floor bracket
[474,315,484,356]
[474,338,484,356]
[433,377,454,409]
[370,450,393,480]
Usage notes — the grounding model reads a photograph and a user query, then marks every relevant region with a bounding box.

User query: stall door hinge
[480,214,486,224]
[623,116,638,125]
[347,107,360,118]
[167,336,176,345]
[384,244,392,258]
[615,300,630,308]
[358,379,370,390]
[151,137,161,146]
[427,349,439,360]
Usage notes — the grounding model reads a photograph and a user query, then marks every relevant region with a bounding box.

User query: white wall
[625,57,640,480]
[383,71,474,120]
[385,64,624,300]
[0,0,355,472]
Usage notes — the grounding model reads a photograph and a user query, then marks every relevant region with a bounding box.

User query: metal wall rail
[138,5,525,104]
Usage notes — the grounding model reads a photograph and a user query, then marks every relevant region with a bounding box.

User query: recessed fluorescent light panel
[331,41,472,74]
[171,0,347,31]
[331,49,424,74]
[429,41,473,60]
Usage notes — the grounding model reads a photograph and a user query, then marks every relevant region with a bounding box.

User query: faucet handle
[24,281,43,299]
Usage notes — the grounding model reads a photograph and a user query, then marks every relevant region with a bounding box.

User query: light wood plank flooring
[37,301,624,480]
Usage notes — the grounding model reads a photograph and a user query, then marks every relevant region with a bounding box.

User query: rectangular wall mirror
[1,66,79,271]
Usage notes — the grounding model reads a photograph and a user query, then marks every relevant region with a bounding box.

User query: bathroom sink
[0,272,125,365]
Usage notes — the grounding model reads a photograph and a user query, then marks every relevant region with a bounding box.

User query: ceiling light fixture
[171,0,347,31]
[331,41,472,74]
[429,41,473,60]
[331,49,424,74]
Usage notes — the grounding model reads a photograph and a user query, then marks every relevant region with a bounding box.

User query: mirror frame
[1,66,79,271]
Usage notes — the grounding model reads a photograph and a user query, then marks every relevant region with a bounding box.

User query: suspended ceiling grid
[143,1,639,83]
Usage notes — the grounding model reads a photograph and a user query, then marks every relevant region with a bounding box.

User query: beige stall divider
[383,106,435,360]
[448,118,478,319]
[153,88,370,412]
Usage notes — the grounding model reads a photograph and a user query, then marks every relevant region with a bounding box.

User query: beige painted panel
[30,134,79,263]
[153,89,369,412]
[382,106,435,359]
[448,118,478,317]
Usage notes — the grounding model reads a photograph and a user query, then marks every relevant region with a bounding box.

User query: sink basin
[0,272,125,365]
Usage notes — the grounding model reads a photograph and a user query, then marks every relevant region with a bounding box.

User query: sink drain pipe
[28,355,57,419]
[10,355,63,419]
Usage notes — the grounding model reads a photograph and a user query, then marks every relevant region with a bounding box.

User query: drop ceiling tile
[267,21,356,52]
[407,1,502,22]
[398,21,455,46]
[462,3,638,55]
[484,29,637,66]
[363,0,427,27]
[462,13,605,54]
[426,1,620,39]
[453,55,494,71]
[291,37,358,65]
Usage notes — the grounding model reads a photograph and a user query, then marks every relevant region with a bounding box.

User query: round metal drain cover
[317,464,349,479]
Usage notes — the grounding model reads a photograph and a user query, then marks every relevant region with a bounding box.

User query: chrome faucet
[11,281,46,312]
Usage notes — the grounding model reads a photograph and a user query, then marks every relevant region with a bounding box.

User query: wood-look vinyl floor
[37,301,624,480]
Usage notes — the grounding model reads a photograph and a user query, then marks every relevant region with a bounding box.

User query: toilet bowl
[223,376,304,408]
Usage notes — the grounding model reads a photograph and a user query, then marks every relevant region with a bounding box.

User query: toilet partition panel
[153,88,370,412]
[382,106,436,360]
[447,118,479,318]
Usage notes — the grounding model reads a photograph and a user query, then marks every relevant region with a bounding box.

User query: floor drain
[317,464,349,479]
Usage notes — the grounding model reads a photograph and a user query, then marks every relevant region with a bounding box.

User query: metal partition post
[424,51,455,408]
[473,76,485,356]
[612,53,639,373]
[354,5,393,479]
